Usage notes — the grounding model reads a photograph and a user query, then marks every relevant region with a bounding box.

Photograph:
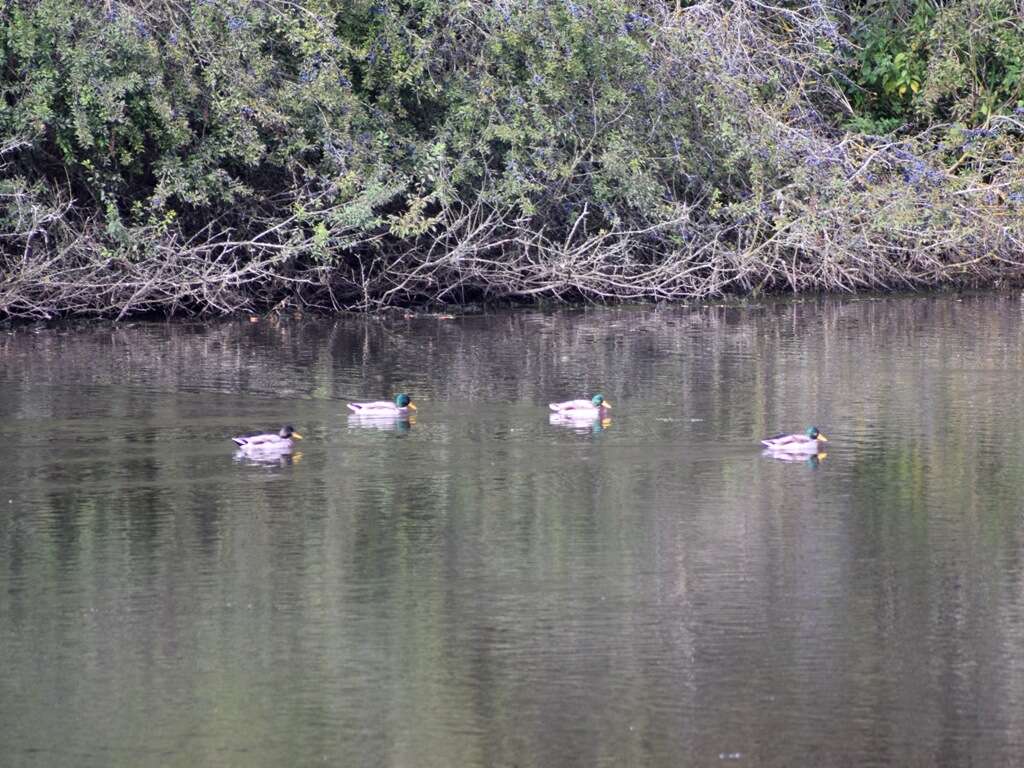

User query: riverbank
[2,1,1022,320]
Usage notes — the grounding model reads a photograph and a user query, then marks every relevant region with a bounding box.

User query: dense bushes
[1,0,1022,318]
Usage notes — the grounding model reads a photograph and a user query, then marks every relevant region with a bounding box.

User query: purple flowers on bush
[964,128,995,142]
[623,12,651,33]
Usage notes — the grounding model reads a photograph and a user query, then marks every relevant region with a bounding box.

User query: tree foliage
[0,0,1021,318]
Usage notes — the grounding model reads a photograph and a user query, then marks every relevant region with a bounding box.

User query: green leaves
[848,0,1024,129]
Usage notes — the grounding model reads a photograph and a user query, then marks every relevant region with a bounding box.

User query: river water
[3,294,1024,766]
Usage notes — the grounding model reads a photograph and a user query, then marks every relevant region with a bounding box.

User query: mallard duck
[548,394,611,416]
[760,426,827,453]
[232,424,303,453]
[346,393,417,417]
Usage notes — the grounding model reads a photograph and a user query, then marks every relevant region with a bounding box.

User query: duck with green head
[761,426,828,453]
[347,393,418,417]
[548,394,612,416]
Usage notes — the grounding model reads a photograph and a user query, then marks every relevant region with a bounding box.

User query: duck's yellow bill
[818,434,828,442]
[408,403,418,410]
[292,433,304,440]
[603,401,612,409]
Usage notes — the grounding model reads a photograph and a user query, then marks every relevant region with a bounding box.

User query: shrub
[0,0,1021,318]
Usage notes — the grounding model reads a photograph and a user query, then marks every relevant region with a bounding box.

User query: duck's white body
[762,448,825,463]
[548,398,610,417]
[232,426,302,454]
[760,432,825,454]
[347,401,414,417]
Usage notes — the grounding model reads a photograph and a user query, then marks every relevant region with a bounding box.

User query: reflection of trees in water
[4,295,1024,763]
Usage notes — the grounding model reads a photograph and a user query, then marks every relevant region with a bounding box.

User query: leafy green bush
[0,0,1021,318]
[847,0,1024,130]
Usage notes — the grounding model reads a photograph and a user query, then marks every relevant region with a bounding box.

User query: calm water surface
[3,294,1024,766]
